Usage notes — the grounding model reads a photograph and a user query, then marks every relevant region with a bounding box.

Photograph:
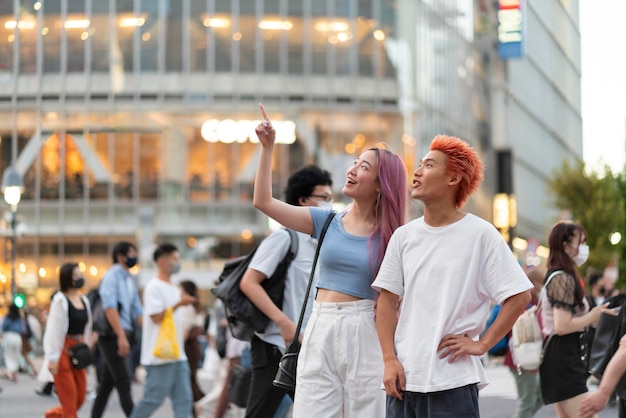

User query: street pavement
[0,356,619,417]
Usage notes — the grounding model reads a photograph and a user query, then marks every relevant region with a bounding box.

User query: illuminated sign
[497,0,524,59]
[200,119,296,144]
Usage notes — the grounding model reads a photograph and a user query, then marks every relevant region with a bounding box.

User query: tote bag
[153,308,180,359]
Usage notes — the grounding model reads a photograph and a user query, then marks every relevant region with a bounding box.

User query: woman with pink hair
[252,103,408,417]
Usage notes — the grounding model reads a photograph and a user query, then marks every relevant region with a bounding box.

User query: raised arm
[253,103,314,235]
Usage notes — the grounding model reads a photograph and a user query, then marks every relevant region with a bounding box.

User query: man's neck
[116,263,129,272]
[423,203,465,227]
[157,271,171,283]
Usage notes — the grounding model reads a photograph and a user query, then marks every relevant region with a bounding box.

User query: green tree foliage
[548,159,625,282]
[613,173,626,287]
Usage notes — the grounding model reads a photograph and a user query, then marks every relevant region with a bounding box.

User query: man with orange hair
[372,135,533,417]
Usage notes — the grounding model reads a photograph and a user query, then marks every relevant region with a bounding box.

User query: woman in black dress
[539,221,607,417]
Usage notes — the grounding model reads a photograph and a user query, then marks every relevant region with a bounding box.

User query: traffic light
[13,293,25,309]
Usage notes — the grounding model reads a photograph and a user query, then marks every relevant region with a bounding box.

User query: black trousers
[244,336,292,418]
[91,335,134,418]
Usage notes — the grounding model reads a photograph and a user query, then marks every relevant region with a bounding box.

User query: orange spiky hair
[430,135,485,208]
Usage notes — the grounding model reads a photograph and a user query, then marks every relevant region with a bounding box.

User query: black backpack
[89,283,118,337]
[211,229,298,341]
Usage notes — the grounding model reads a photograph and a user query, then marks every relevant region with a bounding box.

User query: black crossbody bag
[65,295,93,369]
[273,211,335,393]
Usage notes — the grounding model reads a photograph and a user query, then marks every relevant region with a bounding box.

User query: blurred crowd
[0,277,262,418]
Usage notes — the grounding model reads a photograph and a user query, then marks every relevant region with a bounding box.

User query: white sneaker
[86,390,97,402]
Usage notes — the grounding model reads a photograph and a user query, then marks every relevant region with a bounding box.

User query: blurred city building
[0,0,581,305]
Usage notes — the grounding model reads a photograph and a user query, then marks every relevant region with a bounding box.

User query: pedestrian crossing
[480,364,519,400]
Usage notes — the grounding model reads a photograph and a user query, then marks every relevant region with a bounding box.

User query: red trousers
[45,338,87,418]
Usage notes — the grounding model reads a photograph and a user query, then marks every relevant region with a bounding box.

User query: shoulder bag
[273,211,336,393]
[588,293,626,379]
[68,343,93,369]
[66,295,93,369]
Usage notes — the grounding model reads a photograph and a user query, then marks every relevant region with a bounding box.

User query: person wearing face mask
[539,221,608,418]
[130,242,196,418]
[41,262,93,418]
[588,273,610,307]
[92,241,143,418]
[239,164,333,418]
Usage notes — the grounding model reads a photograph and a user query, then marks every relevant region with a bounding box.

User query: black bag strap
[537,269,564,317]
[288,211,336,345]
[537,269,565,358]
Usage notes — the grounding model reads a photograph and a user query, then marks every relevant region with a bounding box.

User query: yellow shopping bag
[152,308,180,359]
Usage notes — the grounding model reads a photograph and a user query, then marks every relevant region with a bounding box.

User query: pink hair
[430,135,484,208]
[368,147,408,275]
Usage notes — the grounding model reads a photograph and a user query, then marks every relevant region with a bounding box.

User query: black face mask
[125,256,138,268]
[73,277,85,289]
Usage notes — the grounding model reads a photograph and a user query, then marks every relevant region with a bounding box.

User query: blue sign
[497,0,525,59]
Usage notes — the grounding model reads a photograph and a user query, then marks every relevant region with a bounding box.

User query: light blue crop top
[310,207,378,300]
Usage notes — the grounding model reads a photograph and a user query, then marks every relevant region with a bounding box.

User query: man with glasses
[240,164,333,418]
[308,192,333,207]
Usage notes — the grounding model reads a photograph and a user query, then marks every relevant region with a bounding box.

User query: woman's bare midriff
[316,288,363,303]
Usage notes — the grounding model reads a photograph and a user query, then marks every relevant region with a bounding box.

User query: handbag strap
[537,269,565,359]
[288,211,336,344]
[536,269,564,317]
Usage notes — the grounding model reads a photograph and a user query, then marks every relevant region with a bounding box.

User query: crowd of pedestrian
[0,241,242,418]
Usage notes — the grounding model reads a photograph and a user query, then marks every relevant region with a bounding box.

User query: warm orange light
[315,21,349,32]
[5,20,36,30]
[258,20,293,30]
[204,18,231,28]
[119,17,145,27]
[64,19,90,29]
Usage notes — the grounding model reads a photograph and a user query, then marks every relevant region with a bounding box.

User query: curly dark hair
[284,165,333,206]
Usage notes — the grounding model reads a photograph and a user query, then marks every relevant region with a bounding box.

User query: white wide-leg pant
[293,299,385,418]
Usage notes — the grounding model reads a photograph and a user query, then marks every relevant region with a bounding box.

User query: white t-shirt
[140,277,187,365]
[178,305,205,334]
[248,228,318,351]
[372,213,532,392]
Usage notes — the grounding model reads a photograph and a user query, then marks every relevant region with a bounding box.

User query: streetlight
[493,193,517,248]
[2,166,23,301]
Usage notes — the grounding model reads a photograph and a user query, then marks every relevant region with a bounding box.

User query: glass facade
[0,0,397,77]
[0,0,415,304]
[0,0,533,307]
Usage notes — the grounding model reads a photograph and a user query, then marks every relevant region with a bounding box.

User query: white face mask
[573,244,589,266]
[316,200,333,210]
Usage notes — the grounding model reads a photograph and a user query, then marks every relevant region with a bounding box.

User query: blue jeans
[130,361,192,418]
[386,384,480,418]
